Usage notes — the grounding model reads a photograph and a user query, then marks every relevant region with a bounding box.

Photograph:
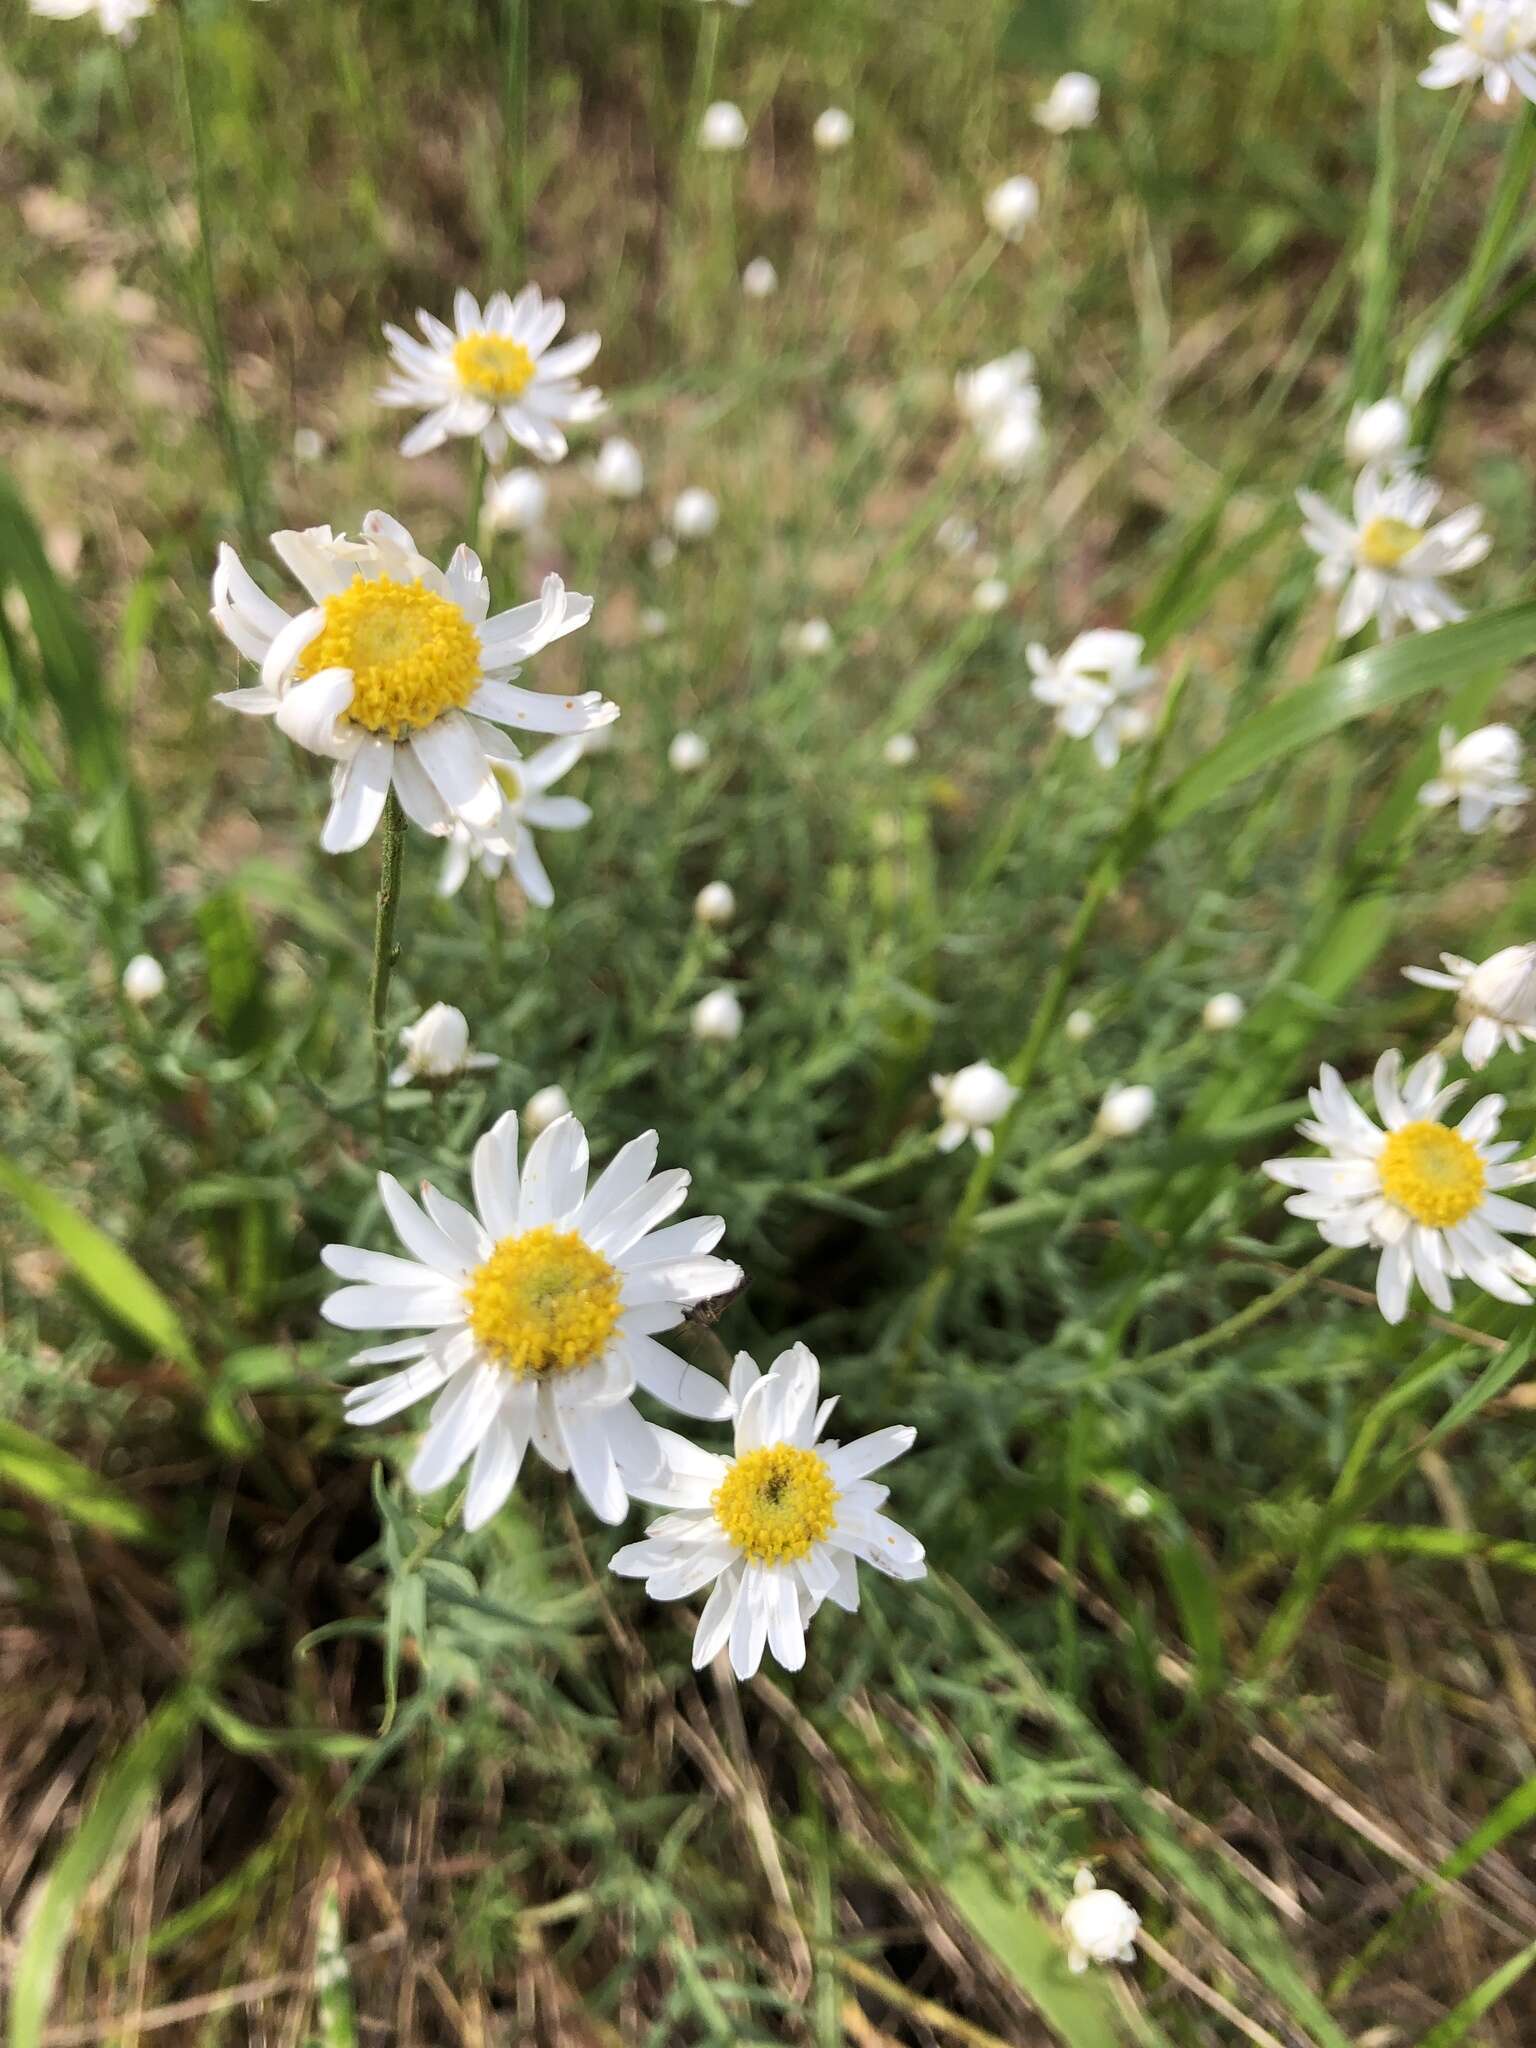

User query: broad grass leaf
[0,1418,166,1547]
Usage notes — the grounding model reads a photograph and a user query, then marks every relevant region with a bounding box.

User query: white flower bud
[669,730,710,773]
[973,577,1010,614]
[291,426,325,463]
[1064,1007,1096,1043]
[1345,397,1412,468]
[935,514,979,558]
[692,988,743,1042]
[1062,1870,1140,1973]
[121,953,165,1004]
[592,436,645,500]
[671,487,720,541]
[980,398,1044,477]
[1035,71,1100,133]
[649,535,678,570]
[931,1061,1017,1153]
[700,101,748,152]
[741,256,779,298]
[482,467,549,534]
[955,351,1036,426]
[1096,1083,1155,1138]
[524,1083,571,1134]
[639,607,669,639]
[883,732,918,767]
[391,1002,498,1087]
[791,616,834,656]
[984,174,1039,241]
[694,880,737,925]
[1202,991,1245,1032]
[813,107,854,152]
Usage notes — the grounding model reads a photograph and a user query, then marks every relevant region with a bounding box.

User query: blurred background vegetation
[3,0,1536,2040]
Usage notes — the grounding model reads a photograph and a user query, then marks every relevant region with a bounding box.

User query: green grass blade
[936,1862,1134,2048]
[0,1155,201,1379]
[1411,1938,1536,2047]
[0,1418,166,1547]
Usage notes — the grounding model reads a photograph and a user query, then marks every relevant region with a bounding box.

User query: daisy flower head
[954,350,1037,429]
[1027,629,1157,768]
[1296,465,1490,638]
[434,734,591,907]
[1419,723,1529,833]
[1062,1870,1140,1974]
[1404,944,1536,1068]
[1035,71,1101,133]
[390,1002,499,1088]
[931,1061,1017,1153]
[211,514,614,855]
[1419,0,1536,105]
[30,0,153,36]
[612,1343,925,1679]
[330,1112,744,1529]
[1263,1050,1536,1323]
[378,287,604,465]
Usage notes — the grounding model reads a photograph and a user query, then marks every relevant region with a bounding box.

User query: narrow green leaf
[1338,1524,1536,1575]
[1411,1938,1536,2048]
[0,1155,201,1378]
[0,1418,166,1547]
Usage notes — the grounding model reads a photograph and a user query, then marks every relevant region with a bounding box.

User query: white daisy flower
[1035,72,1101,133]
[377,286,604,465]
[1419,724,1529,833]
[121,953,165,1004]
[1419,0,1536,105]
[330,1113,743,1529]
[482,468,549,536]
[813,107,854,152]
[1404,944,1536,1067]
[741,257,780,298]
[954,350,1037,428]
[671,488,721,541]
[1263,1049,1536,1324]
[931,1062,1017,1153]
[984,175,1039,241]
[1062,1870,1140,1974]
[210,512,614,856]
[612,1343,925,1678]
[434,735,591,907]
[1345,397,1413,468]
[592,436,645,500]
[390,1003,499,1088]
[29,0,152,36]
[1295,465,1490,638]
[700,101,749,151]
[669,729,710,773]
[1027,629,1157,768]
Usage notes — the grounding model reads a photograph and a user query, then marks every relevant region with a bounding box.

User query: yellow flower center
[712,1444,838,1566]
[1358,516,1423,571]
[297,575,481,736]
[1378,1120,1486,1229]
[452,331,537,401]
[464,1225,621,1378]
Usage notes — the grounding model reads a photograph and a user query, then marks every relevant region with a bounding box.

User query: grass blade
[0,1418,166,1547]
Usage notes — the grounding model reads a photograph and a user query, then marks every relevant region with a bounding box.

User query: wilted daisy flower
[482,468,549,536]
[1419,724,1529,833]
[692,988,743,1042]
[1404,944,1536,1067]
[813,107,854,152]
[211,512,614,854]
[1296,465,1490,637]
[612,1343,924,1678]
[931,1062,1017,1154]
[390,1002,499,1088]
[1062,1870,1140,1975]
[378,287,604,464]
[1035,71,1101,132]
[1202,992,1245,1032]
[694,880,737,925]
[30,0,152,36]
[669,730,710,773]
[435,735,591,908]
[1028,630,1157,768]
[883,732,918,767]
[1097,1083,1156,1138]
[121,953,166,1004]
[524,1083,570,1134]
[331,1112,743,1528]
[592,436,645,500]
[1419,0,1536,105]
[984,175,1039,240]
[741,256,780,298]
[1346,396,1413,468]
[954,350,1037,428]
[1264,1049,1536,1323]
[700,101,749,151]
[671,488,721,541]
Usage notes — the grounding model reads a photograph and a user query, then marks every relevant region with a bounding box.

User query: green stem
[369,790,407,1119]
[499,0,529,275]
[170,0,260,552]
[1123,1245,1346,1377]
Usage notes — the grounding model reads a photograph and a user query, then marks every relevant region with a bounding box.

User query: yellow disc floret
[1378,1120,1486,1229]
[465,1225,622,1378]
[1358,516,1424,571]
[297,575,481,736]
[712,1445,838,1566]
[452,331,537,401]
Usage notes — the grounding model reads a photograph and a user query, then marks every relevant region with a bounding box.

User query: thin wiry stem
[369,789,407,1123]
